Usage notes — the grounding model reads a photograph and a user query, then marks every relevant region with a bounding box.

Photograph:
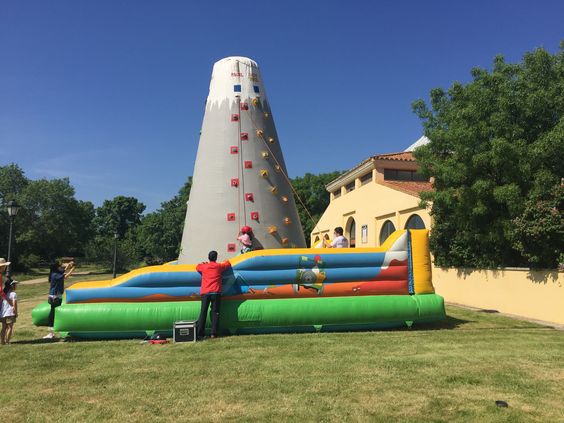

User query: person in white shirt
[1,279,18,345]
[328,227,349,248]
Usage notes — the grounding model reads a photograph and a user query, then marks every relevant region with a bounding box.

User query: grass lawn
[1,278,563,422]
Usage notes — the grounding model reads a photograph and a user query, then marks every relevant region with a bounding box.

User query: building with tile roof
[311,140,433,247]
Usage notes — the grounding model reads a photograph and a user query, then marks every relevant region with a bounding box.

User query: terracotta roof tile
[373,152,416,161]
[380,180,434,197]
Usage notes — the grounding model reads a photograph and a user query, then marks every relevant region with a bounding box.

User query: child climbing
[237,226,254,254]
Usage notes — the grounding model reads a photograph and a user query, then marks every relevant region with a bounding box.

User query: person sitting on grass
[195,251,231,340]
[1,279,19,345]
[43,260,75,339]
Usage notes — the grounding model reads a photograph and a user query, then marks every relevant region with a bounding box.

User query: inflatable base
[32,293,445,339]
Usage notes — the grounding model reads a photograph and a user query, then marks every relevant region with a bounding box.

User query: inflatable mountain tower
[178,57,306,263]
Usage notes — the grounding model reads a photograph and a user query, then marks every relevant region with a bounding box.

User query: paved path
[20,272,94,285]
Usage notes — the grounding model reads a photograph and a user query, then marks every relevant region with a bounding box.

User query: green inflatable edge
[32,294,445,338]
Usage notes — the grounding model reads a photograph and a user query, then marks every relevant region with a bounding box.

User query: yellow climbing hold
[261,151,270,158]
[281,195,288,203]
[283,217,292,225]
[270,186,278,194]
[268,137,275,144]
[260,169,269,178]
[252,98,260,107]
[268,225,278,234]
[281,237,289,246]
[256,129,264,137]
[274,164,281,172]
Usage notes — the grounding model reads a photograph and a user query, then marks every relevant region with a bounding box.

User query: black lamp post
[112,232,118,279]
[6,200,21,272]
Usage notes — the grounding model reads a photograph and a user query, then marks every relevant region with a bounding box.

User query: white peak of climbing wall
[207,56,268,106]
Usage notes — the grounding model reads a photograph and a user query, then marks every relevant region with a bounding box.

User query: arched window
[405,214,426,230]
[379,220,396,245]
[346,217,356,248]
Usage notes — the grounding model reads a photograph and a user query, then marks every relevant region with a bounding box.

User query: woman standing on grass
[1,279,18,345]
[43,261,75,339]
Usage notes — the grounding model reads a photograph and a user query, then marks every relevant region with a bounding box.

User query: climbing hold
[270,186,278,195]
[260,169,269,178]
[245,193,254,202]
[251,98,260,107]
[227,243,236,252]
[240,133,248,140]
[283,217,292,225]
[250,212,259,221]
[230,146,239,154]
[261,151,270,158]
[240,103,249,110]
[256,129,264,137]
[227,213,236,221]
[268,137,275,144]
[274,164,281,172]
[231,114,239,122]
[268,225,278,234]
[244,161,253,169]
[281,237,289,246]
[264,112,269,118]
[281,196,288,203]
[231,178,239,187]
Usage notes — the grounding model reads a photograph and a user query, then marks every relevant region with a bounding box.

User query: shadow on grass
[11,338,64,345]
[410,314,471,331]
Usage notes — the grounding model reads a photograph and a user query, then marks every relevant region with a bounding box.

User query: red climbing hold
[231,114,239,122]
[227,213,236,221]
[230,146,239,154]
[227,243,236,252]
[240,103,249,110]
[250,212,259,221]
[244,161,253,169]
[231,178,239,187]
[245,193,254,201]
[240,132,248,140]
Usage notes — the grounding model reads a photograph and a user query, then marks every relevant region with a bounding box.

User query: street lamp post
[6,200,21,273]
[112,232,118,279]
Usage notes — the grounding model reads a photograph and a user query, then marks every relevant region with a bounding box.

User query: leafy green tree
[291,171,343,246]
[0,165,95,267]
[135,177,192,263]
[413,44,564,268]
[94,196,146,239]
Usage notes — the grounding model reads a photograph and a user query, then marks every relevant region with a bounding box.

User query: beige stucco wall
[433,266,564,325]
[312,181,431,246]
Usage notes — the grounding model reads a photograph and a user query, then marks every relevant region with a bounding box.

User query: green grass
[1,281,563,422]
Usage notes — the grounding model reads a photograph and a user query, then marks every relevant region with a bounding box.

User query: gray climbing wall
[178,57,306,263]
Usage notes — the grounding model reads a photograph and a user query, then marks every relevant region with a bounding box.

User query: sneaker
[42,333,55,339]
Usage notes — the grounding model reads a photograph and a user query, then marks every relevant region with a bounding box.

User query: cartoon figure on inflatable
[32,229,445,338]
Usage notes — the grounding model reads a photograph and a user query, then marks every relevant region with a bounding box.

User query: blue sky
[1,1,563,212]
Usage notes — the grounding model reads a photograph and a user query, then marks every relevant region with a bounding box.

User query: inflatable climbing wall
[178,57,306,263]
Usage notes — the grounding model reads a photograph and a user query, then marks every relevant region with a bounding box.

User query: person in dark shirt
[43,261,75,339]
[195,251,231,340]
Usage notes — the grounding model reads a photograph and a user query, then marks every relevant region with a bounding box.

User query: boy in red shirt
[195,251,231,340]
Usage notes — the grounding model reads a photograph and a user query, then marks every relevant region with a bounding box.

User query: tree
[291,171,343,246]
[0,165,95,267]
[413,44,564,268]
[93,196,146,239]
[135,177,192,263]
